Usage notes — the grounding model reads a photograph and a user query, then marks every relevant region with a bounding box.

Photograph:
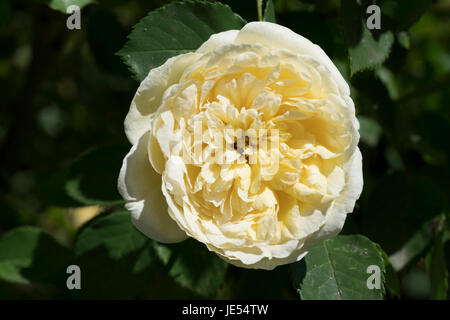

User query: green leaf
[155,239,228,298]
[36,0,96,13]
[341,0,394,75]
[0,226,73,285]
[379,247,401,298]
[65,145,128,206]
[349,29,394,75]
[37,167,80,208]
[292,235,385,300]
[73,211,158,299]
[426,231,448,300]
[118,0,246,81]
[263,0,276,23]
[0,262,29,284]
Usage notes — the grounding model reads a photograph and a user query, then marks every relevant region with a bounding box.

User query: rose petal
[310,148,363,242]
[118,132,188,243]
[234,22,349,96]
[124,53,200,145]
[196,30,239,54]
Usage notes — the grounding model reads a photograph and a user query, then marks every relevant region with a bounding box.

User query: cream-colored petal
[148,117,166,174]
[196,30,239,54]
[235,22,350,96]
[311,148,363,242]
[124,53,200,145]
[118,132,187,243]
[216,244,308,270]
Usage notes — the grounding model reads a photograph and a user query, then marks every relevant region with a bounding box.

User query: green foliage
[426,231,449,300]
[263,0,276,23]
[72,211,159,299]
[37,0,96,13]
[155,239,228,298]
[348,28,394,76]
[65,145,128,206]
[292,235,385,300]
[341,0,394,75]
[380,247,401,298]
[118,0,247,81]
[37,167,80,208]
[0,227,73,285]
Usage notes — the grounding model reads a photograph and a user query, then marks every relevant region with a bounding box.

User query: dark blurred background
[0,0,449,299]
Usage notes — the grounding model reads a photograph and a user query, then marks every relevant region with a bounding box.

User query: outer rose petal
[320,148,363,234]
[217,248,309,271]
[300,148,364,247]
[118,132,188,243]
[235,22,350,96]
[196,30,239,54]
[124,52,200,145]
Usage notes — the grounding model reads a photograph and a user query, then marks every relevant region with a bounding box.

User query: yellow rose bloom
[118,22,363,270]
